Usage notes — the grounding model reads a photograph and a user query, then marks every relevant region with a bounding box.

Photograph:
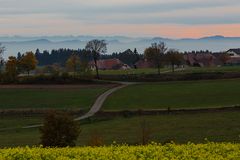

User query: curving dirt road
[75,83,130,121]
[20,82,133,129]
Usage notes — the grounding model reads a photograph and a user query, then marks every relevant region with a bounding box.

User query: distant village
[88,48,240,70]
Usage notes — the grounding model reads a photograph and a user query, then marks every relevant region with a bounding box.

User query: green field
[104,79,240,110]
[99,66,240,75]
[99,68,170,75]
[0,86,109,110]
[179,66,240,73]
[1,110,240,147]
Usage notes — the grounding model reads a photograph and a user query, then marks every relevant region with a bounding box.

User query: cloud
[0,0,240,37]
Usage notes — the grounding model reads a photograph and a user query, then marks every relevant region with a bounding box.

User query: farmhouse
[89,58,130,70]
[184,53,217,67]
[226,49,240,65]
[135,59,154,69]
[226,49,240,58]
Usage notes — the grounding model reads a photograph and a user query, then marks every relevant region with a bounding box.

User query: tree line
[2,40,229,81]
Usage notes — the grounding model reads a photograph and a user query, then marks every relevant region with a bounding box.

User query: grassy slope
[1,111,240,147]
[104,79,240,110]
[0,87,109,110]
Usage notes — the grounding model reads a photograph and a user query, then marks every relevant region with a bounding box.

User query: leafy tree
[5,56,19,80]
[66,54,81,76]
[166,49,184,72]
[134,48,138,54]
[17,52,23,61]
[144,42,167,75]
[85,39,107,79]
[0,43,5,73]
[219,53,231,65]
[42,63,61,76]
[40,111,81,147]
[19,52,38,75]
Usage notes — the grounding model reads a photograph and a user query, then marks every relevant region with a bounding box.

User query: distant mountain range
[1,35,240,58]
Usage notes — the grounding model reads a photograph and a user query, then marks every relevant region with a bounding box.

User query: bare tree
[144,42,167,75]
[85,40,107,79]
[0,43,5,73]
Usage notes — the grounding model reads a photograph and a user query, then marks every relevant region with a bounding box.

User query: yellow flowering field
[0,143,240,160]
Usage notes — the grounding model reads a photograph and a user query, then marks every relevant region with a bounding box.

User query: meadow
[0,85,110,110]
[99,66,240,75]
[99,68,171,75]
[1,110,240,147]
[104,79,240,110]
[181,66,240,73]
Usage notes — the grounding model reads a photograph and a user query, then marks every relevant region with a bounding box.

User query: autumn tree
[85,40,107,79]
[5,56,19,80]
[144,42,167,75]
[19,52,38,75]
[219,53,231,65]
[40,111,81,147]
[166,49,184,72]
[66,54,81,76]
[0,43,5,73]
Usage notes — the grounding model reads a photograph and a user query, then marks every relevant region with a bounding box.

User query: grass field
[104,79,240,110]
[0,85,110,110]
[99,66,240,75]
[178,66,240,73]
[99,68,170,75]
[1,110,240,147]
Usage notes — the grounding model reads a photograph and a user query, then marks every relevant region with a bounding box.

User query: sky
[0,0,240,38]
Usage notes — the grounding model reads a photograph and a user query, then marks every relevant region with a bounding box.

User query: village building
[226,49,240,65]
[89,58,130,70]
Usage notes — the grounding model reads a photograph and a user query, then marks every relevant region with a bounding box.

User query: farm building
[89,58,130,70]
[226,49,240,58]
[184,53,217,67]
[226,49,240,65]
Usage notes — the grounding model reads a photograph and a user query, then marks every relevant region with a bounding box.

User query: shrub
[40,111,81,147]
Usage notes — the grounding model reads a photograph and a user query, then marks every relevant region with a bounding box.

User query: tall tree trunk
[94,59,99,79]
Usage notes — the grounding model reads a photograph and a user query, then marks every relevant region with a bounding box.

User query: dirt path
[18,82,133,129]
[75,83,131,121]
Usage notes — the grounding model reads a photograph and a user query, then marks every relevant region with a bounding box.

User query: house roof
[89,58,125,70]
[227,49,240,55]
[184,53,217,66]
[135,59,154,68]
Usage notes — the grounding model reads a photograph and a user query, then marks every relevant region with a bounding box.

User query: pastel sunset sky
[0,0,240,38]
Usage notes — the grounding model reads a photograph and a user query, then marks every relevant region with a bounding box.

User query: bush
[40,111,81,147]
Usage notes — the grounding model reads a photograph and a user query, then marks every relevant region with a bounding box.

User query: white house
[226,49,240,58]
